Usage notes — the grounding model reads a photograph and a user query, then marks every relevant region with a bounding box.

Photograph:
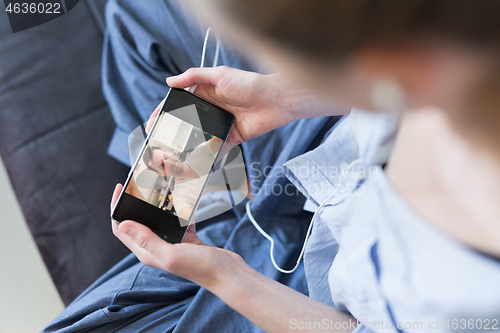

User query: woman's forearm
[208,261,356,333]
[271,74,351,123]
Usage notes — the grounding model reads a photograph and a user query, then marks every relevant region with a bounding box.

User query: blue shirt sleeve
[102,0,175,165]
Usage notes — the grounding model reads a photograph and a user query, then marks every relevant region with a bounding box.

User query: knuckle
[218,65,229,74]
[135,235,150,250]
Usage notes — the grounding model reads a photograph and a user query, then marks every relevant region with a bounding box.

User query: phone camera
[196,101,209,112]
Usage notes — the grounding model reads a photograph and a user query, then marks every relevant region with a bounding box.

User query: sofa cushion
[0,0,130,305]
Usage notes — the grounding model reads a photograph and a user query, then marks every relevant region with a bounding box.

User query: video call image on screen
[125,111,221,223]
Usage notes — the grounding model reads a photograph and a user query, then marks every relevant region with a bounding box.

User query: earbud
[369,78,407,112]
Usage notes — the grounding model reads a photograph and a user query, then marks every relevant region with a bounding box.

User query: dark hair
[210,0,500,150]
[213,0,500,62]
[142,146,164,173]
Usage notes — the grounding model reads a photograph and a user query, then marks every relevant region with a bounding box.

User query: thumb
[117,221,171,267]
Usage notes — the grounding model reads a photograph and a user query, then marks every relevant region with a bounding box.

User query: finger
[187,222,196,233]
[226,125,246,146]
[182,222,207,245]
[166,67,224,89]
[218,141,238,161]
[145,98,166,134]
[110,184,123,211]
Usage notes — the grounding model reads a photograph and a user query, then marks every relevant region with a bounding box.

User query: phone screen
[113,88,234,243]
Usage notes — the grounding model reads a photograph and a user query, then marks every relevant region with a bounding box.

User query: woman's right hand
[166,66,295,145]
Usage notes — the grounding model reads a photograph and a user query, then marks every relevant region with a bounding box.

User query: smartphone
[112,88,234,243]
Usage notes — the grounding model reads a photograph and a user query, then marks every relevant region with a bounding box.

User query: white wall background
[0,157,64,332]
[152,113,183,149]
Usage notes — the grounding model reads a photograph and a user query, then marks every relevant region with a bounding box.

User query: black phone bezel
[111,88,235,244]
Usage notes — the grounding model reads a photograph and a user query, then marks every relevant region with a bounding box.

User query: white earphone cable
[191,27,361,274]
[245,158,362,274]
[188,27,220,94]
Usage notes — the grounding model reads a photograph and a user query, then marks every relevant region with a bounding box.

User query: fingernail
[166,76,177,83]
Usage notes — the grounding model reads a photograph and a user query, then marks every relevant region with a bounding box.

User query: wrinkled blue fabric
[43,0,341,331]
[43,0,500,332]
[102,0,262,166]
[43,115,338,332]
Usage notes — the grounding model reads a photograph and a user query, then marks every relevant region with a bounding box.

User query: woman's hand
[167,66,296,145]
[111,184,245,289]
[111,184,355,333]
[110,67,356,332]
[145,66,347,146]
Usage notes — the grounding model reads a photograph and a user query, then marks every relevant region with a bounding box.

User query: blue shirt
[284,109,500,332]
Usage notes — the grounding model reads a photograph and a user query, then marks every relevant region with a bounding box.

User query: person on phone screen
[141,138,220,219]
